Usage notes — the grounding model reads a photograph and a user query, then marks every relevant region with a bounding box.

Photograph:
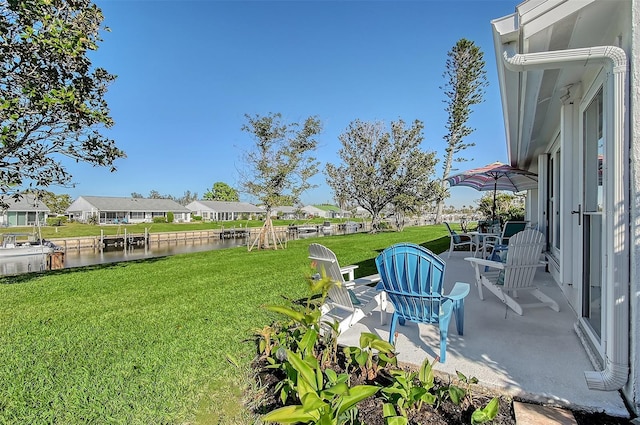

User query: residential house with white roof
[270,206,301,219]
[67,196,191,224]
[185,200,263,221]
[301,205,327,218]
[313,204,347,219]
[0,194,50,227]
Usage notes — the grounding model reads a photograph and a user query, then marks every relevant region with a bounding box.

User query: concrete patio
[337,250,630,418]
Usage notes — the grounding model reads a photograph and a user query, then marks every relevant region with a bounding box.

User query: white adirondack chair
[444,222,476,258]
[308,243,387,334]
[465,229,559,316]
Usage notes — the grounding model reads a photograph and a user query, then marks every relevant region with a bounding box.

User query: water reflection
[0,229,337,276]
[64,238,248,268]
[0,254,49,275]
[0,238,247,276]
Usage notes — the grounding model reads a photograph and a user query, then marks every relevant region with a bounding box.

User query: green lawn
[0,226,450,424]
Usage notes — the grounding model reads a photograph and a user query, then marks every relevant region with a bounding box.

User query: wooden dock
[49,228,252,251]
[219,228,249,239]
[102,234,147,248]
[45,223,374,253]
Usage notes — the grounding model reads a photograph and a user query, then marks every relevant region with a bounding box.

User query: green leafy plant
[381,357,437,417]
[319,319,341,367]
[262,350,379,425]
[456,370,479,403]
[87,213,98,225]
[264,304,322,355]
[256,270,343,405]
[432,370,499,424]
[382,403,408,425]
[471,397,499,424]
[261,269,337,356]
[258,302,323,404]
[343,332,397,380]
[455,370,499,424]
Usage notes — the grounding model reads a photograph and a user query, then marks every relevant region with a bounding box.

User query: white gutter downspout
[502,43,629,391]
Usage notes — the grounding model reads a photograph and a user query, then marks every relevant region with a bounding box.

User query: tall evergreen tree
[435,38,488,223]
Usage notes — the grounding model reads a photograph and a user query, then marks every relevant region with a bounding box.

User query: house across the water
[185,200,264,221]
[0,194,50,227]
[66,196,191,224]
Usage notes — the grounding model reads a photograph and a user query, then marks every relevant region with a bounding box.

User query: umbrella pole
[492,178,497,223]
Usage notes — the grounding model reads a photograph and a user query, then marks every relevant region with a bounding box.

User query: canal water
[0,230,332,276]
[0,238,249,276]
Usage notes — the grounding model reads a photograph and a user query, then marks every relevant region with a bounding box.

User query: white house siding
[66,197,97,222]
[271,206,299,219]
[301,205,326,218]
[492,0,637,412]
[0,195,50,227]
[629,0,640,413]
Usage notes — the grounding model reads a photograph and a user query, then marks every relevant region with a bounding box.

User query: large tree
[204,182,239,201]
[477,192,525,223]
[129,190,198,205]
[0,0,125,206]
[239,112,321,250]
[41,191,71,214]
[390,179,441,231]
[174,190,198,206]
[326,119,438,232]
[148,190,167,199]
[435,38,488,223]
[27,189,71,214]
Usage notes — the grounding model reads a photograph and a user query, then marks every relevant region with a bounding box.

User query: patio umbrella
[446,161,538,222]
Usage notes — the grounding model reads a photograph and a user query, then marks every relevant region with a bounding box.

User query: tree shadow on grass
[0,256,171,286]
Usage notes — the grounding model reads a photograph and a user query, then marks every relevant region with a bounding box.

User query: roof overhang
[491,0,624,169]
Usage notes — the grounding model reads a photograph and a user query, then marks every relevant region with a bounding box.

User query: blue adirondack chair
[375,243,470,362]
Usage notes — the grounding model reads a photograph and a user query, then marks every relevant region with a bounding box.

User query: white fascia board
[491,12,519,40]
[491,12,520,162]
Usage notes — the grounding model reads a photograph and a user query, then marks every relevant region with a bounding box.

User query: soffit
[495,0,625,168]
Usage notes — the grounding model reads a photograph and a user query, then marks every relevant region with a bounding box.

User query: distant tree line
[130,190,199,205]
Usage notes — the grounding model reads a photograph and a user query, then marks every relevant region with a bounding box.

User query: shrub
[46,216,67,226]
[153,216,166,223]
[167,211,174,223]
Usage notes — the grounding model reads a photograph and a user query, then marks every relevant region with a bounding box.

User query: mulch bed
[251,354,516,424]
[250,353,634,424]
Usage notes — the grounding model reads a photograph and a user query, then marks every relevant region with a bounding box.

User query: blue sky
[68,0,518,208]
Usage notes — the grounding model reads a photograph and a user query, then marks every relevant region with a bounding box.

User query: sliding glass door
[581,88,604,339]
